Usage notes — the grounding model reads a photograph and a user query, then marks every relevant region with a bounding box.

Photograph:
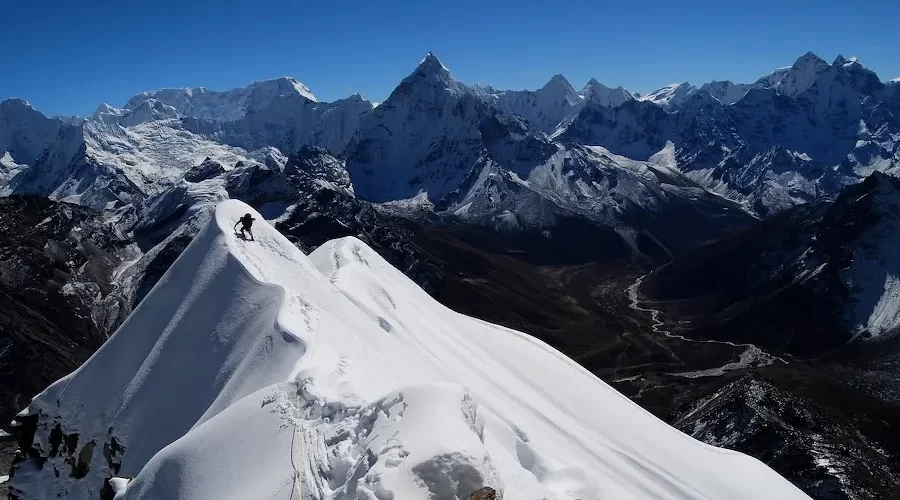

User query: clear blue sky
[4,0,899,117]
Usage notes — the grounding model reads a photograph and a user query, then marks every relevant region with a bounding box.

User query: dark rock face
[183,158,225,183]
[0,196,125,425]
[675,371,900,500]
[468,486,498,499]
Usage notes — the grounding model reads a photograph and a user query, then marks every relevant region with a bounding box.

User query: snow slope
[12,200,809,500]
[0,151,26,183]
[637,82,697,108]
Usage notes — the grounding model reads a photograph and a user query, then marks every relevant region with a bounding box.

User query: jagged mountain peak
[396,52,468,99]
[542,73,576,92]
[832,54,858,67]
[91,103,118,119]
[761,51,832,97]
[793,51,829,69]
[536,74,581,107]
[247,76,318,102]
[415,52,452,77]
[582,79,634,108]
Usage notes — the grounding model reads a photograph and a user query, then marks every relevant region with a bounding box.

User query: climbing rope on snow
[289,310,321,500]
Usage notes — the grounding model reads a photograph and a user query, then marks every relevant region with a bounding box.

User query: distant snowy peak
[582,79,634,108]
[346,53,493,201]
[833,54,859,68]
[476,74,581,134]
[123,76,319,123]
[699,80,753,105]
[758,51,831,97]
[539,74,581,106]
[782,51,832,93]
[402,52,468,97]
[94,98,179,127]
[638,82,697,108]
[0,98,65,166]
[478,75,634,136]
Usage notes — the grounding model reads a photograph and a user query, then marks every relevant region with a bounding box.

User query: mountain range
[2,50,900,499]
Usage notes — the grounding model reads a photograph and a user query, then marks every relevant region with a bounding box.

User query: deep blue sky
[4,0,898,117]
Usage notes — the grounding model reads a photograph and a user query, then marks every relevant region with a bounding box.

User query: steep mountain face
[0,197,128,426]
[582,79,634,108]
[0,152,26,183]
[644,172,900,354]
[5,118,264,210]
[0,100,64,166]
[476,74,583,135]
[180,92,373,155]
[345,54,555,202]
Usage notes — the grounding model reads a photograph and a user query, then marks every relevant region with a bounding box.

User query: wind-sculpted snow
[11,200,809,499]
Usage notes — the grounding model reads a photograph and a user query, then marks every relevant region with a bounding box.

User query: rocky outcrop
[183,158,226,183]
[468,486,499,499]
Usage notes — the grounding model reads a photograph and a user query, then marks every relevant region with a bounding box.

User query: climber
[234,213,255,240]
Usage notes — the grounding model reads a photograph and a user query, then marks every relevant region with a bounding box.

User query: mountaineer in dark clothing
[234,213,255,240]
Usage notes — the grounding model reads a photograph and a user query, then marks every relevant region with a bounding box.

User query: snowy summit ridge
[122,76,319,122]
[10,200,810,500]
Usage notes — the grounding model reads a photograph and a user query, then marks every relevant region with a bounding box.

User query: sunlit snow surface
[13,200,809,500]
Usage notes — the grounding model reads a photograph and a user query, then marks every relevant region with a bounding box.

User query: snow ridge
[11,200,810,500]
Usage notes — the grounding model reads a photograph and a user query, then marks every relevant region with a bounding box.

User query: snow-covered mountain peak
[535,74,581,107]
[271,76,317,101]
[393,52,468,101]
[699,80,753,105]
[769,51,831,96]
[91,103,118,120]
[122,76,319,123]
[793,51,829,70]
[0,98,66,166]
[833,54,859,68]
[582,79,634,107]
[638,82,697,108]
[542,73,576,92]
[0,98,36,112]
[416,52,452,77]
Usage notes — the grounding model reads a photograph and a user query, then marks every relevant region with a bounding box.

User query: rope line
[290,307,322,500]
